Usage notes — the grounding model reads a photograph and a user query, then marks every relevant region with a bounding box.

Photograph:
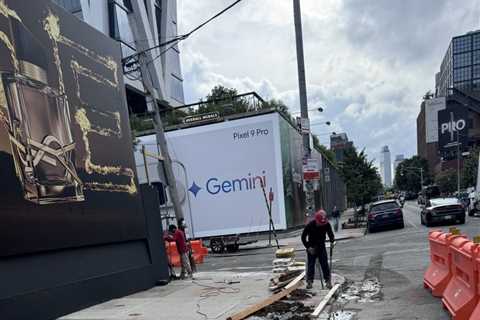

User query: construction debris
[311,283,341,317]
[226,280,303,320]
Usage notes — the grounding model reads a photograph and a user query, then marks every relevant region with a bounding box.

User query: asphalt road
[199,201,480,319]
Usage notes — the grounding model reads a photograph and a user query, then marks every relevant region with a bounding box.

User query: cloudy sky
[178,0,480,163]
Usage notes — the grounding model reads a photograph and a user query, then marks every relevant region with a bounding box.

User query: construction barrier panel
[468,237,480,320]
[424,230,466,297]
[165,240,209,267]
[165,241,181,267]
[442,238,478,320]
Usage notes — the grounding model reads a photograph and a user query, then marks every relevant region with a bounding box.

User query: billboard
[0,0,145,257]
[139,113,287,238]
[425,97,446,143]
[438,105,469,153]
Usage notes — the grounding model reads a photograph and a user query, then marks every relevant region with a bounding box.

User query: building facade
[380,146,392,188]
[436,30,480,98]
[393,154,405,174]
[330,132,354,163]
[53,0,185,115]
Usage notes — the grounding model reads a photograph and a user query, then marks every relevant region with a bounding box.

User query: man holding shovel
[301,209,335,289]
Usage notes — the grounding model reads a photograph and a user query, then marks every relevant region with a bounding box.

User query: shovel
[329,241,335,273]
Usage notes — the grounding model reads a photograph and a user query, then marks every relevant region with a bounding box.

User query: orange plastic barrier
[165,241,181,267]
[442,238,478,320]
[165,240,209,268]
[468,238,480,320]
[424,230,465,297]
[191,240,209,255]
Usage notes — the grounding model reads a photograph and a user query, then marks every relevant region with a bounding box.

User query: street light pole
[457,131,461,194]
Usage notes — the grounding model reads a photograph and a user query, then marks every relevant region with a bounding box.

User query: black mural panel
[0,0,146,257]
[438,104,469,153]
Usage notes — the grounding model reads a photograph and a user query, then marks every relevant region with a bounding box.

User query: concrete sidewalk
[60,271,344,320]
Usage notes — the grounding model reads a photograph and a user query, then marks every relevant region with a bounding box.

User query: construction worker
[168,224,193,279]
[301,209,335,289]
[178,218,197,273]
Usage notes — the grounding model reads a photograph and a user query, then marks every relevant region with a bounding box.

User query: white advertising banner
[425,97,446,143]
[144,113,287,238]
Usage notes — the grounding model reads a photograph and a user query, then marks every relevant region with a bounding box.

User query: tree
[435,169,457,194]
[462,147,480,189]
[394,156,431,193]
[339,147,383,209]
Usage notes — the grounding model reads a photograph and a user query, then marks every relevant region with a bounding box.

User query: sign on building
[0,0,145,257]
[425,97,446,143]
[438,106,469,153]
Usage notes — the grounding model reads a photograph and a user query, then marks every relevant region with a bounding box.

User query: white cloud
[178,0,480,161]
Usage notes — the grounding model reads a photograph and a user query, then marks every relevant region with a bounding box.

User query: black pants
[306,245,330,282]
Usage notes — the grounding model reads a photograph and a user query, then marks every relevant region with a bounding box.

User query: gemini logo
[188,171,267,197]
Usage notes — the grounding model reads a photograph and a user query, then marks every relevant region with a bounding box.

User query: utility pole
[293,0,315,218]
[127,2,184,221]
[457,131,461,194]
[420,167,424,190]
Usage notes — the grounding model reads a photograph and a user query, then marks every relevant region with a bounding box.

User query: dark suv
[367,200,404,233]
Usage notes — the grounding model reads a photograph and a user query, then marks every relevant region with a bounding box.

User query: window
[474,79,480,90]
[53,0,83,19]
[455,81,471,92]
[473,50,480,64]
[453,36,472,53]
[474,34,480,50]
[109,1,136,59]
[155,1,162,46]
[170,74,184,104]
[454,52,471,68]
[453,67,471,82]
[474,65,480,78]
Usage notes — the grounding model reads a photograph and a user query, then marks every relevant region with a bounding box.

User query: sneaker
[326,280,333,289]
[306,281,313,289]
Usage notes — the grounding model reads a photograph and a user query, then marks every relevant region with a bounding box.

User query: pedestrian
[301,209,335,289]
[169,224,193,279]
[331,205,341,232]
[178,218,197,274]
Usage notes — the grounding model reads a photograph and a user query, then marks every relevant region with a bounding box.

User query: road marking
[407,220,418,229]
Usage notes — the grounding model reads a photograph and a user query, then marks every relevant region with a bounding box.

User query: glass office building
[436,30,480,97]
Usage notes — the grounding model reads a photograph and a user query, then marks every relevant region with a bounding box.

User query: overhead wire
[147,0,243,65]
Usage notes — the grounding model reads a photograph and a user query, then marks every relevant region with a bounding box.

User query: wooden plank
[285,270,305,289]
[311,283,341,317]
[226,281,303,320]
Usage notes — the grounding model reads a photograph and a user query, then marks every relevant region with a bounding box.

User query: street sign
[183,112,220,125]
[303,158,320,180]
[300,117,310,135]
[324,167,330,182]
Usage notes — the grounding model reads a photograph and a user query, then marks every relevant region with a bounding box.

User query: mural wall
[0,0,145,257]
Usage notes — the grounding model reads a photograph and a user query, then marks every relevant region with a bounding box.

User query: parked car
[367,200,405,233]
[420,198,465,227]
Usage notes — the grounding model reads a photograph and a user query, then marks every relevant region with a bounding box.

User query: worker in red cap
[301,209,335,289]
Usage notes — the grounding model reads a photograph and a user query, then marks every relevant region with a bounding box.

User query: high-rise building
[436,30,480,98]
[330,132,354,163]
[393,154,405,174]
[380,146,392,188]
[53,0,185,116]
